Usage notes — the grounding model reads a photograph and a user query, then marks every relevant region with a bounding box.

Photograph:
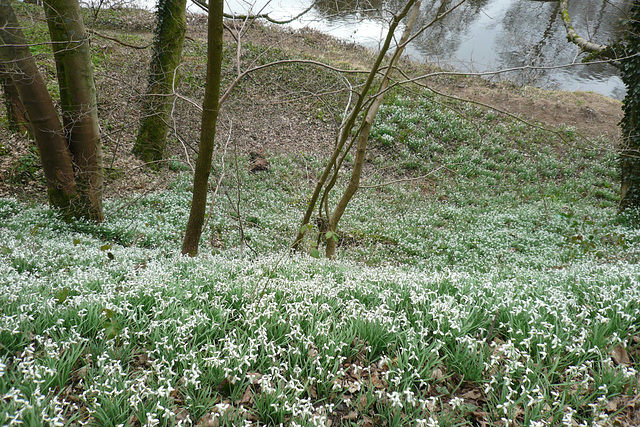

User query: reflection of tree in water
[497,1,563,84]
[401,0,624,91]
[403,0,492,63]
[313,0,384,20]
[308,0,628,96]
[496,0,625,87]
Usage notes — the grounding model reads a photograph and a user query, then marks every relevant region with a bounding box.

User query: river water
[219,0,627,99]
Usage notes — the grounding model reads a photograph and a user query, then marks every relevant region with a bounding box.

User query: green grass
[2,93,639,424]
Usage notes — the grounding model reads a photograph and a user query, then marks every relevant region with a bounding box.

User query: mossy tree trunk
[43,0,103,222]
[619,1,640,213]
[133,0,187,164]
[182,0,224,256]
[0,0,78,215]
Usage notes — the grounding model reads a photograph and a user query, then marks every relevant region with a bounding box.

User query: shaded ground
[0,8,623,201]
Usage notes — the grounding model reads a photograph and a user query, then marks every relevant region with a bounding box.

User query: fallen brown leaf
[430,367,445,381]
[357,395,368,411]
[472,411,491,427]
[461,388,482,400]
[341,411,358,421]
[347,381,361,393]
[246,372,262,384]
[174,407,190,422]
[307,383,317,399]
[371,371,386,389]
[611,344,631,366]
[196,413,219,427]
[239,386,253,406]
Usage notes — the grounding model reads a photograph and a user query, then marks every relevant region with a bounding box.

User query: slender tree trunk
[43,0,103,221]
[325,100,382,258]
[619,0,640,213]
[324,1,421,258]
[182,0,224,256]
[292,0,418,251]
[133,0,187,164]
[0,0,78,213]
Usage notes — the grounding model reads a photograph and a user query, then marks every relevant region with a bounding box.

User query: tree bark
[557,0,640,213]
[292,0,418,252]
[0,63,30,135]
[182,0,224,255]
[0,0,78,214]
[619,1,640,213]
[133,0,187,164]
[559,0,614,59]
[44,0,103,221]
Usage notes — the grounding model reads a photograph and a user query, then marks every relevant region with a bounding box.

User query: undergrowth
[1,5,638,426]
[2,92,639,425]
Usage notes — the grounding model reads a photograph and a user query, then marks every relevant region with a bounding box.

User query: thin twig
[87,28,151,49]
[202,124,232,232]
[358,164,452,189]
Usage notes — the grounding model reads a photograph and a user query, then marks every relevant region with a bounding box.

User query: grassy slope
[1,5,640,427]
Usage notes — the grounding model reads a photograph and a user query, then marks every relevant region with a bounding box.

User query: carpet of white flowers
[2,97,640,426]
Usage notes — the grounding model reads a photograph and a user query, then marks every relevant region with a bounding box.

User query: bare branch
[86,28,151,49]
[219,59,368,106]
[202,123,231,231]
[559,0,617,61]
[190,0,313,25]
[358,164,452,189]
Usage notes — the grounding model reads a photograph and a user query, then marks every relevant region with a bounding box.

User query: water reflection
[217,0,627,98]
[302,0,627,98]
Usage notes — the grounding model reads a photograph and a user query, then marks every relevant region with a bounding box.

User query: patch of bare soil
[231,19,622,142]
[437,78,622,141]
[0,8,623,202]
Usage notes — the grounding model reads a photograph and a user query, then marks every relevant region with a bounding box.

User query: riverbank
[0,6,623,200]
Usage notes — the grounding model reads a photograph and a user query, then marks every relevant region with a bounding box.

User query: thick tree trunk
[182,0,224,255]
[0,0,78,214]
[133,0,187,164]
[44,0,103,221]
[0,64,31,135]
[619,0,640,213]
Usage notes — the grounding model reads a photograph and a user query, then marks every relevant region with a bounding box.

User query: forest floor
[3,6,640,427]
[0,6,624,200]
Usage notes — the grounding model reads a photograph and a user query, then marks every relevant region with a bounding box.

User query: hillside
[1,5,640,427]
[0,4,623,199]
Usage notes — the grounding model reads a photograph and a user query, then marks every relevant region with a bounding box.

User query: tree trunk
[182,0,224,256]
[619,0,640,213]
[324,0,421,258]
[43,0,103,221]
[292,0,418,252]
[0,64,31,135]
[133,0,187,164]
[558,0,640,213]
[0,0,78,214]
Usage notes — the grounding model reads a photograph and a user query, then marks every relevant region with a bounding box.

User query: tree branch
[559,0,617,61]
[190,0,313,25]
[87,28,151,49]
